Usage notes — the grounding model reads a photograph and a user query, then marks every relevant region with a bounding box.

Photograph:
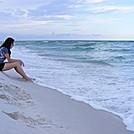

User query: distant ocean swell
[11,40,134,132]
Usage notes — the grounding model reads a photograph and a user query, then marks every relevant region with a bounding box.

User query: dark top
[0,47,8,63]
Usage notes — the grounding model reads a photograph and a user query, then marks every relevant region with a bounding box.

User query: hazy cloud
[0,0,134,40]
[87,5,134,14]
[85,0,105,3]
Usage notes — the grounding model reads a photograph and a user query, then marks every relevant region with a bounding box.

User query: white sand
[0,70,134,134]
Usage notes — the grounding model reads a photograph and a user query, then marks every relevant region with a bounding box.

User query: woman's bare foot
[25,77,33,82]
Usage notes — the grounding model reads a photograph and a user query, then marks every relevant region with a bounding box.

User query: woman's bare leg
[2,62,32,82]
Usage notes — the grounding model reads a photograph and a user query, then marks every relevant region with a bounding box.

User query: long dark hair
[0,37,14,56]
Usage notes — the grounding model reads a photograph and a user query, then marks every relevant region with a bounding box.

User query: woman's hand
[18,60,24,66]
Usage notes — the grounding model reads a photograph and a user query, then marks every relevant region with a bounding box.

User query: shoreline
[0,70,134,134]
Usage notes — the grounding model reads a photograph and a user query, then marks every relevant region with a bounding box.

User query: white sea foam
[12,41,134,131]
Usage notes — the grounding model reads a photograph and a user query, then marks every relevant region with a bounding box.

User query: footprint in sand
[2,111,62,128]
[0,83,34,108]
[0,94,10,101]
[0,83,63,129]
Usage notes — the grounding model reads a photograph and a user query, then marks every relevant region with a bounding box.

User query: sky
[0,0,134,40]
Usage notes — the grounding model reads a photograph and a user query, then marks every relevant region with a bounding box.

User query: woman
[0,37,32,82]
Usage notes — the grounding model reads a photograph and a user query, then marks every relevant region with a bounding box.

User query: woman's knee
[14,61,21,67]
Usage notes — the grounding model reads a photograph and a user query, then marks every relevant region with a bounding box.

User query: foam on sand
[0,70,133,134]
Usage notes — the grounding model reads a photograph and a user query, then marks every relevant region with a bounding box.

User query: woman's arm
[5,53,24,66]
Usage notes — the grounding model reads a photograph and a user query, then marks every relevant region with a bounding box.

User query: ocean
[12,40,134,131]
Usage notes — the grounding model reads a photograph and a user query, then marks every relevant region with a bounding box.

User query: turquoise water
[12,40,134,131]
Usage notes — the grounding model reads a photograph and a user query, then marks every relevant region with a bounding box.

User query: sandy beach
[0,70,133,134]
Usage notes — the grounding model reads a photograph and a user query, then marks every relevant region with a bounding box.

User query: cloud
[87,5,134,14]
[0,0,134,40]
[0,32,103,40]
[1,0,133,22]
[0,20,50,34]
[85,0,105,3]
[0,0,77,23]
[0,0,49,10]
[28,0,77,20]
[0,11,13,22]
